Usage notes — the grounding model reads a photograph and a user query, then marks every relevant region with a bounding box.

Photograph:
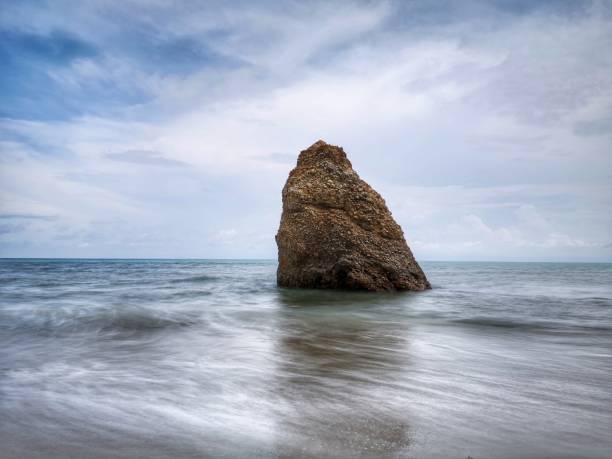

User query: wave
[169,275,218,284]
[1,308,200,336]
[167,290,213,299]
[101,312,197,331]
[451,317,612,332]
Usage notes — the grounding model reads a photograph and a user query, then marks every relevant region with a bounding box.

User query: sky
[0,0,611,261]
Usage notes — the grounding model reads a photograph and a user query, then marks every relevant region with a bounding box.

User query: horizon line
[1,257,610,264]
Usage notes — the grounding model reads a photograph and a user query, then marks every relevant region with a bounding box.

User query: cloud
[574,109,612,136]
[0,28,100,119]
[0,213,57,220]
[106,150,187,167]
[0,28,97,63]
[411,209,607,262]
[255,153,296,165]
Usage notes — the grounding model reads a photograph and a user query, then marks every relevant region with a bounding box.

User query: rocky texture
[276,140,430,291]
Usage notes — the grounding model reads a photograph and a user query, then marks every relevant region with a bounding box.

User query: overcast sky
[1,0,611,261]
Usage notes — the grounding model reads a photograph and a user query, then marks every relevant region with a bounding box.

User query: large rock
[276,140,430,291]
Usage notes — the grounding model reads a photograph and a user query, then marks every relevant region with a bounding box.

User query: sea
[1,259,611,459]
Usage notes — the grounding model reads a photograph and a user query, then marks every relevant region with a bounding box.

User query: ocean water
[1,259,611,459]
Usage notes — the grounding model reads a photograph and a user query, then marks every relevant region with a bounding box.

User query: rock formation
[276,140,430,291]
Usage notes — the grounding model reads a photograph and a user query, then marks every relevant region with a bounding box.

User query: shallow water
[1,259,611,458]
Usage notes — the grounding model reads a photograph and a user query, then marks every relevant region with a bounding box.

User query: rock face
[276,140,430,291]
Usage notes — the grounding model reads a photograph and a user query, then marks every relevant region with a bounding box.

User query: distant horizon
[2,257,611,264]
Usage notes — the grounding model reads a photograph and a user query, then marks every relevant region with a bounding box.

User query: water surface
[1,260,611,458]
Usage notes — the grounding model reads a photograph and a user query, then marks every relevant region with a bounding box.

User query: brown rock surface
[276,140,430,291]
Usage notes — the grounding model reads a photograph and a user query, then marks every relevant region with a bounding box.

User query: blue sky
[1,0,611,261]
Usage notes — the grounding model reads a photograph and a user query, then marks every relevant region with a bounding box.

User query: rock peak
[276,141,430,292]
[297,139,352,169]
[309,139,329,148]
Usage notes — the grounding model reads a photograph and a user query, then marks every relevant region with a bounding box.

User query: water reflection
[271,288,413,457]
[276,287,409,308]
